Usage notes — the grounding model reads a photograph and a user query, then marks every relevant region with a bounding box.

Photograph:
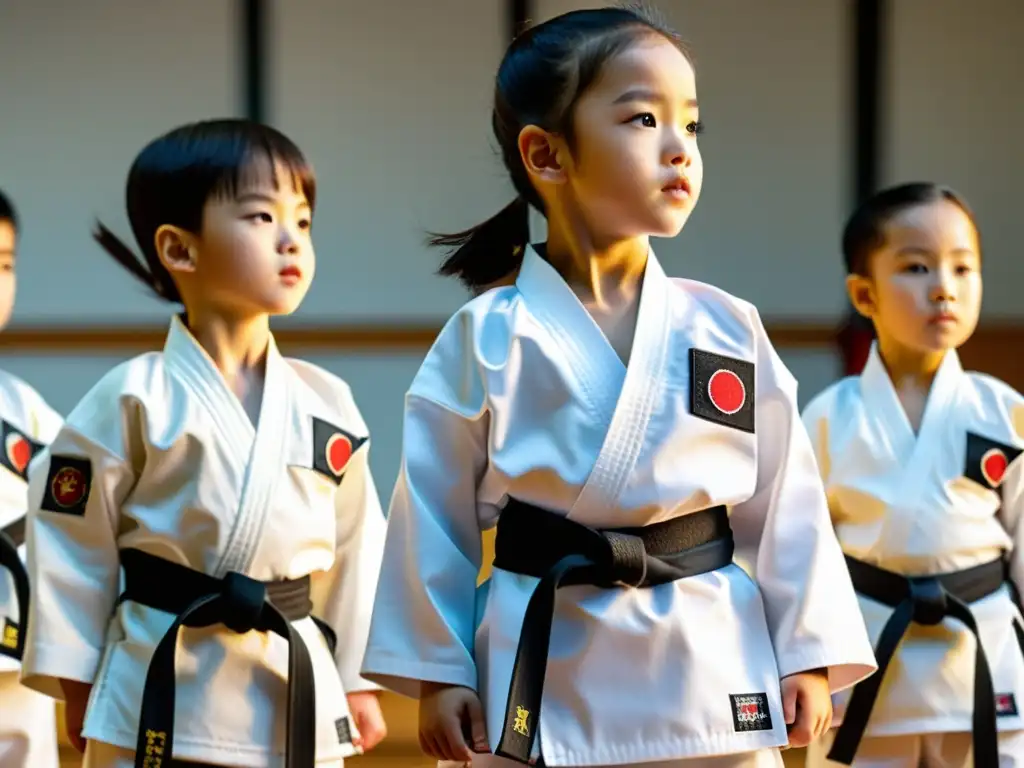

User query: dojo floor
[55,692,806,766]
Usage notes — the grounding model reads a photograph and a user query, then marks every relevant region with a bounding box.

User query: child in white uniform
[802,183,1024,767]
[361,7,877,768]
[0,190,62,768]
[19,120,388,768]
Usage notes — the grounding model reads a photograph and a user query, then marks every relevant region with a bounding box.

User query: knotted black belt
[829,555,1024,766]
[490,498,735,764]
[119,548,337,768]
[0,517,27,661]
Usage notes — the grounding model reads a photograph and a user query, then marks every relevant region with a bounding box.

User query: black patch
[311,417,366,485]
[0,617,19,655]
[40,455,92,517]
[964,432,1023,489]
[690,349,756,433]
[997,693,1019,717]
[0,420,43,481]
[729,692,773,732]
[335,715,353,745]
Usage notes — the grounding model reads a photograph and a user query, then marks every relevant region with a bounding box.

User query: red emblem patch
[325,433,353,476]
[51,466,87,508]
[981,448,1008,487]
[5,433,31,474]
[708,369,746,415]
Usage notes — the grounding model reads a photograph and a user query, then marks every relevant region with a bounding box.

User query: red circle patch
[981,448,1008,487]
[708,369,746,414]
[325,433,353,476]
[51,466,87,508]
[6,434,30,473]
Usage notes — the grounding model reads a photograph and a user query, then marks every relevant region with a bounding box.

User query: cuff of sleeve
[359,652,478,700]
[19,641,103,700]
[775,643,877,695]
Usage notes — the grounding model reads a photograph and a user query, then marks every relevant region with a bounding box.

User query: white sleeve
[20,397,137,700]
[310,440,387,693]
[729,312,876,694]
[360,322,489,699]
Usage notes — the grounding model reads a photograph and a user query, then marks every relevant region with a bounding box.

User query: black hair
[0,189,18,233]
[430,3,689,289]
[842,182,979,276]
[95,118,316,304]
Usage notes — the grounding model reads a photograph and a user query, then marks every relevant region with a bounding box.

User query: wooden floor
[55,694,805,767]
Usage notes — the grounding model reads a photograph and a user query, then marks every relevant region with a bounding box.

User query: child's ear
[519,125,567,187]
[154,225,198,275]
[846,273,876,320]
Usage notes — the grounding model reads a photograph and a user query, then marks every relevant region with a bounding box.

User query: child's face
[548,35,703,242]
[191,159,315,318]
[0,219,15,331]
[848,199,981,356]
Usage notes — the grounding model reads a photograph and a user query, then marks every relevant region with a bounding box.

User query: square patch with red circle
[0,420,43,481]
[964,432,1022,490]
[311,417,366,485]
[689,348,756,433]
[40,455,92,517]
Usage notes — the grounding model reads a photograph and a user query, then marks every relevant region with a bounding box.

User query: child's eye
[245,212,273,223]
[630,113,657,128]
[298,218,312,230]
[955,264,973,276]
[905,263,928,274]
[687,120,704,136]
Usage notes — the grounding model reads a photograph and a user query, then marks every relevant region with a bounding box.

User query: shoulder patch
[41,455,92,516]
[965,432,1023,489]
[312,417,366,485]
[690,348,756,433]
[0,420,44,481]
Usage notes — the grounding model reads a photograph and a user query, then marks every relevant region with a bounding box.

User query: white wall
[884,0,1023,319]
[0,0,239,323]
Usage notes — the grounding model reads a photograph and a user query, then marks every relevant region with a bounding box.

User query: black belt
[490,499,735,764]
[119,548,337,768]
[829,556,1024,766]
[0,517,27,661]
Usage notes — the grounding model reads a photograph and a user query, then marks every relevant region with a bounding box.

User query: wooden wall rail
[0,320,1020,389]
[0,320,838,354]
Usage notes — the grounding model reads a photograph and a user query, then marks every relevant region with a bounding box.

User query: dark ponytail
[93,222,181,304]
[432,196,530,288]
[429,4,688,290]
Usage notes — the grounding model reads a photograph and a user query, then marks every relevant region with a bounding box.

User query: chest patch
[964,432,1022,489]
[312,417,366,484]
[689,348,756,433]
[0,420,43,481]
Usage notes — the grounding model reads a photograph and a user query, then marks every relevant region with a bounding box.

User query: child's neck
[544,226,648,305]
[184,307,271,427]
[875,333,948,434]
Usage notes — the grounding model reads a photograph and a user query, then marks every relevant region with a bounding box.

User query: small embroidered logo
[997,692,1019,717]
[729,692,773,732]
[335,715,353,745]
[1,619,17,649]
[141,729,167,767]
[513,705,530,737]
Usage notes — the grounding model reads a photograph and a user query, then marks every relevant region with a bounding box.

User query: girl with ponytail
[362,5,875,768]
